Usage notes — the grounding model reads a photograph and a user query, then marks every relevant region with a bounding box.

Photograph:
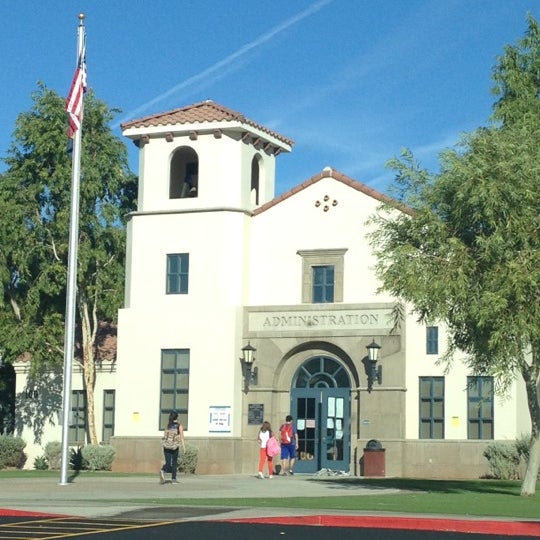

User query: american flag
[65,36,87,137]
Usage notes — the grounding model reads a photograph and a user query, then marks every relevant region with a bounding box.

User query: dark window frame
[160,349,190,430]
[102,389,115,444]
[312,265,335,303]
[467,376,494,440]
[166,253,189,295]
[426,326,439,355]
[69,390,87,445]
[419,376,445,439]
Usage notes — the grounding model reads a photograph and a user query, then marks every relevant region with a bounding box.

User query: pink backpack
[266,435,280,457]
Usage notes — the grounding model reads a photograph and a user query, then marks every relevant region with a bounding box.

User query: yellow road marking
[0,516,179,539]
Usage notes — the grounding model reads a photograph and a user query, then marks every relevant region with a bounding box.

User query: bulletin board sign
[209,405,231,433]
[248,403,264,425]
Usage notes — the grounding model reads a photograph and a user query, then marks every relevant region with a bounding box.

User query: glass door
[321,390,349,470]
[292,387,350,473]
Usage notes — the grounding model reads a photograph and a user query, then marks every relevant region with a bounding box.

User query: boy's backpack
[161,427,180,450]
[280,423,293,444]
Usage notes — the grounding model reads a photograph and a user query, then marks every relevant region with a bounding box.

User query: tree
[368,16,540,496]
[0,83,136,445]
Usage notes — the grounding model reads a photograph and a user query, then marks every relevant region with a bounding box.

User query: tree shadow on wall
[15,364,63,445]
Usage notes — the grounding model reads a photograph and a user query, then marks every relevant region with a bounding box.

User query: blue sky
[1,1,538,195]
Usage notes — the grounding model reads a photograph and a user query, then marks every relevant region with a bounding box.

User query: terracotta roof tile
[121,100,294,147]
[253,167,412,215]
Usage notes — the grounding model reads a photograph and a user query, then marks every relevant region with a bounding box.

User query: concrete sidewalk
[1,473,401,520]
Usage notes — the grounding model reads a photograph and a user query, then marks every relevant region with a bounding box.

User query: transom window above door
[294,356,350,388]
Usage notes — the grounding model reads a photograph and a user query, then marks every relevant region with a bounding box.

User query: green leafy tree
[368,16,540,496]
[0,83,136,444]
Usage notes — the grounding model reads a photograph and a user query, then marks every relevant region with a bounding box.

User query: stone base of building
[111,436,252,475]
[111,436,493,479]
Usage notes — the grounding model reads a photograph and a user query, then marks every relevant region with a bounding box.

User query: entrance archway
[291,356,351,473]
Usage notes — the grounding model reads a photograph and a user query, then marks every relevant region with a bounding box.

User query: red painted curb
[0,508,69,518]
[223,515,540,536]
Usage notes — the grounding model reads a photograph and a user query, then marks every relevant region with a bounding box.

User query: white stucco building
[4,100,528,476]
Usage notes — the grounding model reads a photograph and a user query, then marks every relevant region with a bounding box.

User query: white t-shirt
[258,429,270,449]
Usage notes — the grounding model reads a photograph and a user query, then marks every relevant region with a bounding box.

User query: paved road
[0,517,537,540]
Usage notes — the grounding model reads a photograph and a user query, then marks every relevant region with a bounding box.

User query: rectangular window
[166,254,189,294]
[419,376,444,439]
[298,249,346,303]
[69,390,86,445]
[426,326,439,355]
[102,390,115,444]
[160,349,190,430]
[312,265,334,303]
[468,376,494,440]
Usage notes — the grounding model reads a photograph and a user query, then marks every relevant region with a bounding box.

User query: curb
[0,508,70,518]
[223,515,540,536]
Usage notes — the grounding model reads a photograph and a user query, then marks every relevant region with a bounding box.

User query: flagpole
[60,13,86,486]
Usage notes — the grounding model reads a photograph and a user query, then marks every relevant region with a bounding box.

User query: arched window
[293,356,350,388]
[170,147,199,199]
[250,154,261,205]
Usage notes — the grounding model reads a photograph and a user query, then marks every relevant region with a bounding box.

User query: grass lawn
[142,478,540,520]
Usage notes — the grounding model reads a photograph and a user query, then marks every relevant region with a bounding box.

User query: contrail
[116,0,333,126]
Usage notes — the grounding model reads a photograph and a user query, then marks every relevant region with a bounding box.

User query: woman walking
[160,411,185,484]
[257,420,276,479]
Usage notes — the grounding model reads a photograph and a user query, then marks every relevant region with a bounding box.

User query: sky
[1,0,539,196]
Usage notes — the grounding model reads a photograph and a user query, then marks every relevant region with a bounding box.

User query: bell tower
[121,100,293,212]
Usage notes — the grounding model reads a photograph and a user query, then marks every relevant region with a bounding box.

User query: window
[468,376,494,439]
[102,390,115,444]
[419,377,444,439]
[294,356,350,388]
[298,249,347,303]
[166,254,189,294]
[170,147,198,199]
[313,265,334,303]
[426,326,438,354]
[69,390,86,445]
[250,154,261,205]
[160,349,190,430]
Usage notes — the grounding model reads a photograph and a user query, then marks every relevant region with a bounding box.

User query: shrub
[178,444,198,474]
[0,435,26,469]
[33,455,49,470]
[483,441,520,480]
[44,441,62,470]
[70,447,87,471]
[81,444,116,471]
[515,433,532,463]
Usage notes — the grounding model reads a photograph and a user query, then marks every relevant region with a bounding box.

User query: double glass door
[291,387,350,473]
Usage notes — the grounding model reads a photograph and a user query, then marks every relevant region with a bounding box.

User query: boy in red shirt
[279,415,298,475]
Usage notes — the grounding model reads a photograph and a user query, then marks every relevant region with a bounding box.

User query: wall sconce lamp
[240,342,258,393]
[366,339,382,393]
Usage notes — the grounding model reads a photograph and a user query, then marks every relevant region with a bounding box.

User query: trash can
[362,439,385,476]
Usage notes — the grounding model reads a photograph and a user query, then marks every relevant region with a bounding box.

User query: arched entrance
[291,356,351,473]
